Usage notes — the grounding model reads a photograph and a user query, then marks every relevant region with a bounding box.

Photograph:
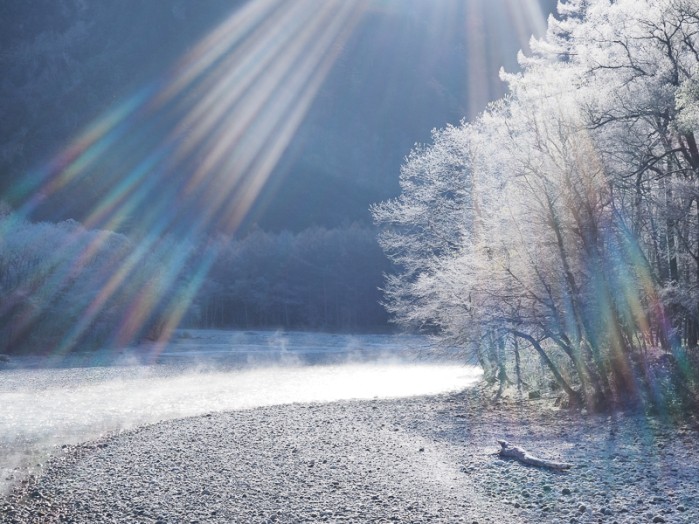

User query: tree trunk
[513,336,523,393]
[497,440,572,470]
[510,330,582,406]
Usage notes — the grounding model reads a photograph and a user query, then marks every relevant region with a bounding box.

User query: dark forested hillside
[0,1,556,352]
[0,0,240,210]
[1,0,556,231]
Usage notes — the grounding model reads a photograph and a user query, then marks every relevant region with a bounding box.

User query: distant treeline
[0,211,389,355]
[185,225,390,331]
[0,213,166,355]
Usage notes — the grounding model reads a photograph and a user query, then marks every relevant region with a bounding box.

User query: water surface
[0,330,480,495]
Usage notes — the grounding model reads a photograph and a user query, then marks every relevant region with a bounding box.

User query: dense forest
[374,0,699,409]
[0,212,388,355]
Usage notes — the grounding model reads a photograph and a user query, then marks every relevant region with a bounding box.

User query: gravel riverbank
[3,387,699,523]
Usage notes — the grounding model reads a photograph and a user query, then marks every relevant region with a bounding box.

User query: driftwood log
[497,440,573,470]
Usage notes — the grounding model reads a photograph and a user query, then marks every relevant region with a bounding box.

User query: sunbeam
[5,2,699,520]
[0,0,552,357]
[2,0,369,356]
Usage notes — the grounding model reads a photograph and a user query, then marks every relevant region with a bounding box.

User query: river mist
[0,330,481,495]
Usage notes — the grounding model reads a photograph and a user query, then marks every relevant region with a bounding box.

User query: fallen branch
[497,440,572,470]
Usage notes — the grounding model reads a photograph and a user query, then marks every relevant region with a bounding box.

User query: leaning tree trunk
[510,330,582,406]
[497,440,572,470]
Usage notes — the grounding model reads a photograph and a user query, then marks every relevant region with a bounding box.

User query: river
[0,330,480,495]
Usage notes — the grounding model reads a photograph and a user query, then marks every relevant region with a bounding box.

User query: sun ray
[7,0,370,356]
[5,0,555,357]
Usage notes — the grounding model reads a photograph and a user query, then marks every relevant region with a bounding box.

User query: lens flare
[4,0,368,356]
[3,0,553,357]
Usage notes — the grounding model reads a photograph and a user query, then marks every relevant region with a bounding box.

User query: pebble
[4,389,699,524]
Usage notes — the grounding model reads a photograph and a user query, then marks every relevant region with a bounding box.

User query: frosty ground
[4,384,698,524]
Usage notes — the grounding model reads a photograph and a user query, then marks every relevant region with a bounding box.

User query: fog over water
[0,331,481,495]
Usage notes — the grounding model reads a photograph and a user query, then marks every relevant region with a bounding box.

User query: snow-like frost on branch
[374,0,699,407]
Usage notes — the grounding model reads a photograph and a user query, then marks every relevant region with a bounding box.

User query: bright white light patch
[0,358,480,495]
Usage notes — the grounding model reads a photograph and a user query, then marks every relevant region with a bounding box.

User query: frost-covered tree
[375,0,699,408]
[371,125,474,333]
[0,213,192,354]
[568,0,699,348]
